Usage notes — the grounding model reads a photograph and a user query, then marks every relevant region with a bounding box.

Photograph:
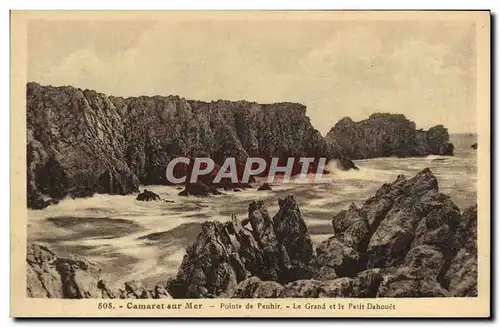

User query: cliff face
[325,113,454,159]
[27,83,139,209]
[27,82,328,208]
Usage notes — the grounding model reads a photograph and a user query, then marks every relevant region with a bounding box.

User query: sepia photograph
[10,10,491,318]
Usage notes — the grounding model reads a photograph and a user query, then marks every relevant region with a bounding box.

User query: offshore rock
[257,183,272,191]
[136,189,161,201]
[178,182,224,197]
[337,155,359,171]
[325,114,454,159]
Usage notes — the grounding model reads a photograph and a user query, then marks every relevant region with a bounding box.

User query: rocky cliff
[325,113,455,159]
[26,169,477,298]
[27,82,329,209]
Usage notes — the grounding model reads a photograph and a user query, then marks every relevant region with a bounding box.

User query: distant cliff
[325,113,454,160]
[27,82,329,208]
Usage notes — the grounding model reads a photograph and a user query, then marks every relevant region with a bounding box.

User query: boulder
[136,189,160,201]
[367,169,440,268]
[331,203,370,251]
[315,237,360,278]
[351,269,383,298]
[153,285,172,299]
[257,183,272,191]
[178,182,224,197]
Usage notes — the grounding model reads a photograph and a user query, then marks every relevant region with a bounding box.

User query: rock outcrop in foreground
[26,169,476,299]
[27,82,328,209]
[26,244,172,299]
[168,168,477,298]
[325,114,455,159]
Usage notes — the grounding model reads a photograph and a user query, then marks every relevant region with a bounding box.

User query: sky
[27,14,477,135]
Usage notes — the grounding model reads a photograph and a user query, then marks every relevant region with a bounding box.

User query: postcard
[10,10,490,318]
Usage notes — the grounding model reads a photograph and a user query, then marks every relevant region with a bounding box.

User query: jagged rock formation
[168,195,316,298]
[27,82,329,209]
[26,244,172,299]
[169,169,477,298]
[325,114,455,159]
[136,189,160,201]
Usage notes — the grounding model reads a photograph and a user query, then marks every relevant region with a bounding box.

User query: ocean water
[27,134,477,289]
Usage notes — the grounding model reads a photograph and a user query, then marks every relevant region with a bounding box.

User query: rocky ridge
[27,82,329,209]
[27,169,477,298]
